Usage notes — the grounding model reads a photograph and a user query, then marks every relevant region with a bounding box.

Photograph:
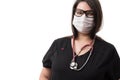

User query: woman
[39,0,120,80]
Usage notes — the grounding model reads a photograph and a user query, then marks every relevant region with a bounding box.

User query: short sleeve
[107,46,120,80]
[42,40,57,68]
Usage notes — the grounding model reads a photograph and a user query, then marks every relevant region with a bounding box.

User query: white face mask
[73,14,94,34]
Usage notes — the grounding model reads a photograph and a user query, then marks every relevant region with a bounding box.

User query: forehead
[76,1,92,11]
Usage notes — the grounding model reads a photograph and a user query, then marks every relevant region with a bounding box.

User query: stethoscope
[69,36,95,71]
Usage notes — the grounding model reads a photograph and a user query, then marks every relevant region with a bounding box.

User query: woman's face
[73,1,94,34]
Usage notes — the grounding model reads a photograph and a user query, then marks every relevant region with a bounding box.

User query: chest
[51,46,109,79]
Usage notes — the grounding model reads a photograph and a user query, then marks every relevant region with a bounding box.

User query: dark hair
[71,0,103,39]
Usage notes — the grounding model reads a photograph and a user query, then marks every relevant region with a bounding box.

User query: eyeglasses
[75,9,94,18]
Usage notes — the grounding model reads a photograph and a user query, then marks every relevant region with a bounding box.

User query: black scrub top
[42,36,120,80]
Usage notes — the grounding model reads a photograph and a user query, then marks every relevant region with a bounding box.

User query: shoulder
[95,36,116,52]
[53,35,72,48]
[54,35,72,43]
[94,36,119,61]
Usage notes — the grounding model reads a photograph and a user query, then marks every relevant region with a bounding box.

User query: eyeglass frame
[74,9,94,18]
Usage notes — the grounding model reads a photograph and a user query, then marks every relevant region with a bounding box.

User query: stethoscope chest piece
[70,61,78,70]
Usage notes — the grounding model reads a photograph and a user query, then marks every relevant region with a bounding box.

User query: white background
[0,0,120,80]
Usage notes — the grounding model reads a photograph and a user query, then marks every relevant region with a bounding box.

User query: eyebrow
[76,9,93,11]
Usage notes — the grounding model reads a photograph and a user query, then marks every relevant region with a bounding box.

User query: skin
[39,1,93,80]
[77,1,91,11]
[39,67,51,80]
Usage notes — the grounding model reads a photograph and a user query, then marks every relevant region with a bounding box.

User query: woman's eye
[75,12,82,16]
[86,11,94,18]
[77,11,83,14]
[75,10,84,16]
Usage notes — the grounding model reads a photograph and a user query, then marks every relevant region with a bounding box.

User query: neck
[75,33,92,42]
